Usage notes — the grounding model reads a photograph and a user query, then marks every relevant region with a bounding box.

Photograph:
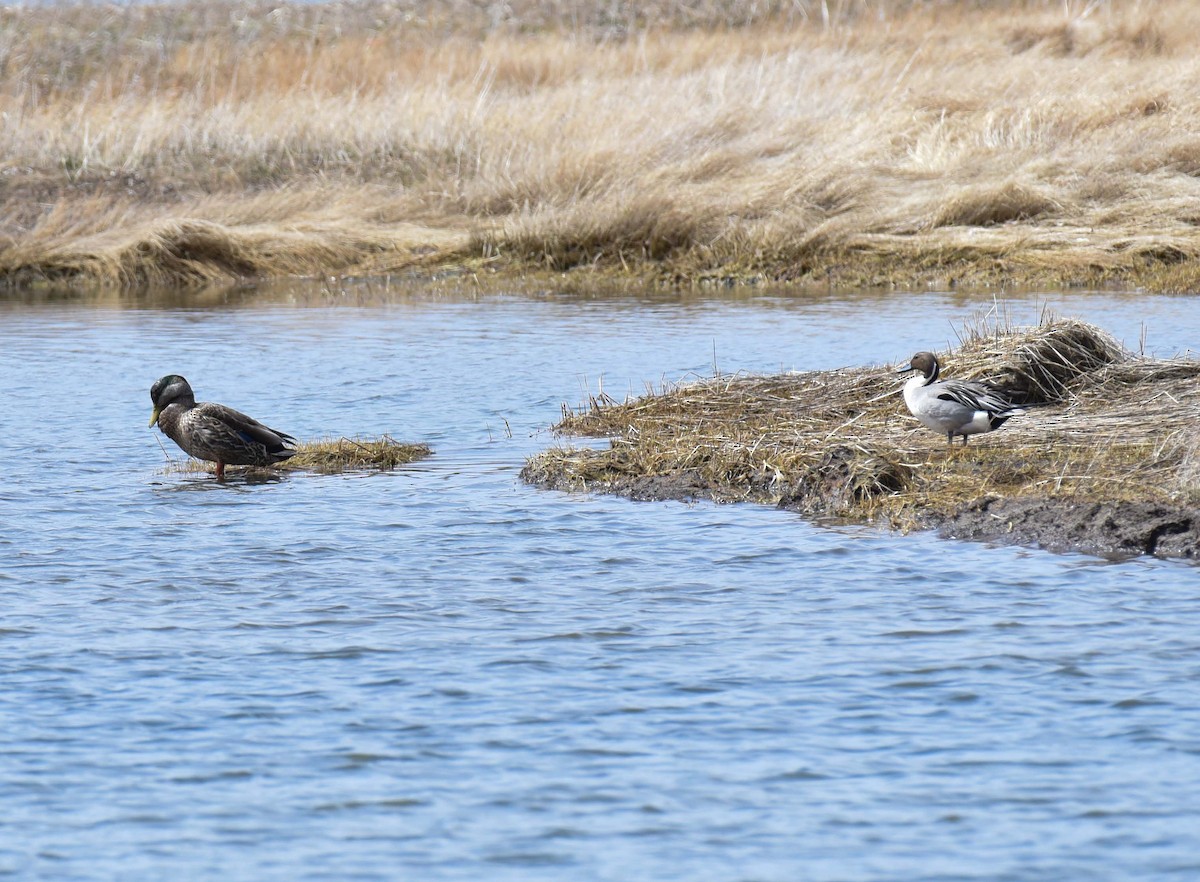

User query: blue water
[1,284,1198,881]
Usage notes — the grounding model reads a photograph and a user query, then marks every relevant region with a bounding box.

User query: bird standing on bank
[148,375,298,478]
[896,351,1026,446]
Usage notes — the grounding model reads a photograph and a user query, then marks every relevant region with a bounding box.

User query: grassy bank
[5,0,1200,290]
[521,318,1200,551]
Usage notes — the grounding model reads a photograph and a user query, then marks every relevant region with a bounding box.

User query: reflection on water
[1,283,1199,881]
[151,473,292,492]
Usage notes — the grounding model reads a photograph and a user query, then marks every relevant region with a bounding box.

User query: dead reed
[4,0,1200,289]
[523,318,1200,528]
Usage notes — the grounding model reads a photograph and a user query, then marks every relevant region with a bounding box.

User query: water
[1,284,1199,881]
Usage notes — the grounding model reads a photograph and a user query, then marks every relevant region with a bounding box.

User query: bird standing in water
[148,375,297,478]
[896,351,1026,446]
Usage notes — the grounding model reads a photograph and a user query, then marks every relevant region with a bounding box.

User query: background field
[3,0,1200,289]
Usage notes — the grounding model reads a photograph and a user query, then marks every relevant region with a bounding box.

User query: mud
[929,497,1200,560]
[523,468,1200,562]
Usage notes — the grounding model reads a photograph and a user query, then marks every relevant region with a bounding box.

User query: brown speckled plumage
[149,375,297,478]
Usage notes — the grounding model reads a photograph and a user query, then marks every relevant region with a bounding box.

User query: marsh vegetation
[163,436,432,475]
[4,0,1200,289]
[522,317,1200,556]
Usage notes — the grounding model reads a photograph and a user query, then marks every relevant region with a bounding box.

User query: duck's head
[148,374,196,427]
[896,351,939,381]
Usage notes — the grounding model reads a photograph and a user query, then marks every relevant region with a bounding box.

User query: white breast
[903,375,981,435]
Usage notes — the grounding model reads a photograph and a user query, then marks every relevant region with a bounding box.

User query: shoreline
[523,470,1200,559]
[7,236,1199,297]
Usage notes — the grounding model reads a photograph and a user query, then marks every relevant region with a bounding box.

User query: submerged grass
[523,318,1200,529]
[165,436,432,476]
[6,0,1200,290]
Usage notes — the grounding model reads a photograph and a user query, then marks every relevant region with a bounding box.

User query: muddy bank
[522,319,1200,560]
[523,468,1200,560]
[933,497,1200,559]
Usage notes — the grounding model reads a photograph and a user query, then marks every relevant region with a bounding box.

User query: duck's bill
[895,362,914,374]
[148,406,160,428]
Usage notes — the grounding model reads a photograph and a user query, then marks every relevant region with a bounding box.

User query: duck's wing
[192,402,298,458]
[935,380,1023,415]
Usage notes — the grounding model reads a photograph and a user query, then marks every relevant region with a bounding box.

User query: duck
[896,351,1026,446]
[149,374,298,479]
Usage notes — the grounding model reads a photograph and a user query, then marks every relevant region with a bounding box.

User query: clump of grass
[928,181,1062,229]
[523,318,1200,529]
[166,436,432,476]
[946,315,1128,404]
[0,190,470,287]
[286,436,433,473]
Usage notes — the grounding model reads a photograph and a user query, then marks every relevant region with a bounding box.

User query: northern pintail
[896,351,1026,446]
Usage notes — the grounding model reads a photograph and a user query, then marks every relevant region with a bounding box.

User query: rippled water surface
[2,284,1199,881]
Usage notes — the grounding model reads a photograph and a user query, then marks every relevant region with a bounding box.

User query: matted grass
[523,318,1200,529]
[164,436,432,476]
[286,436,433,473]
[5,1,1200,289]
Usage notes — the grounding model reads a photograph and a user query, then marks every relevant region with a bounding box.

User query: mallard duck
[896,351,1026,446]
[149,374,298,478]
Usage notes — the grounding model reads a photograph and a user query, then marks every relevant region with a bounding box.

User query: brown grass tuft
[930,181,1062,229]
[168,436,432,475]
[286,436,433,473]
[949,316,1128,404]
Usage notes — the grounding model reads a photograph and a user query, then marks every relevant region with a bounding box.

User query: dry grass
[286,436,433,473]
[166,436,432,475]
[523,318,1200,528]
[6,0,1200,289]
